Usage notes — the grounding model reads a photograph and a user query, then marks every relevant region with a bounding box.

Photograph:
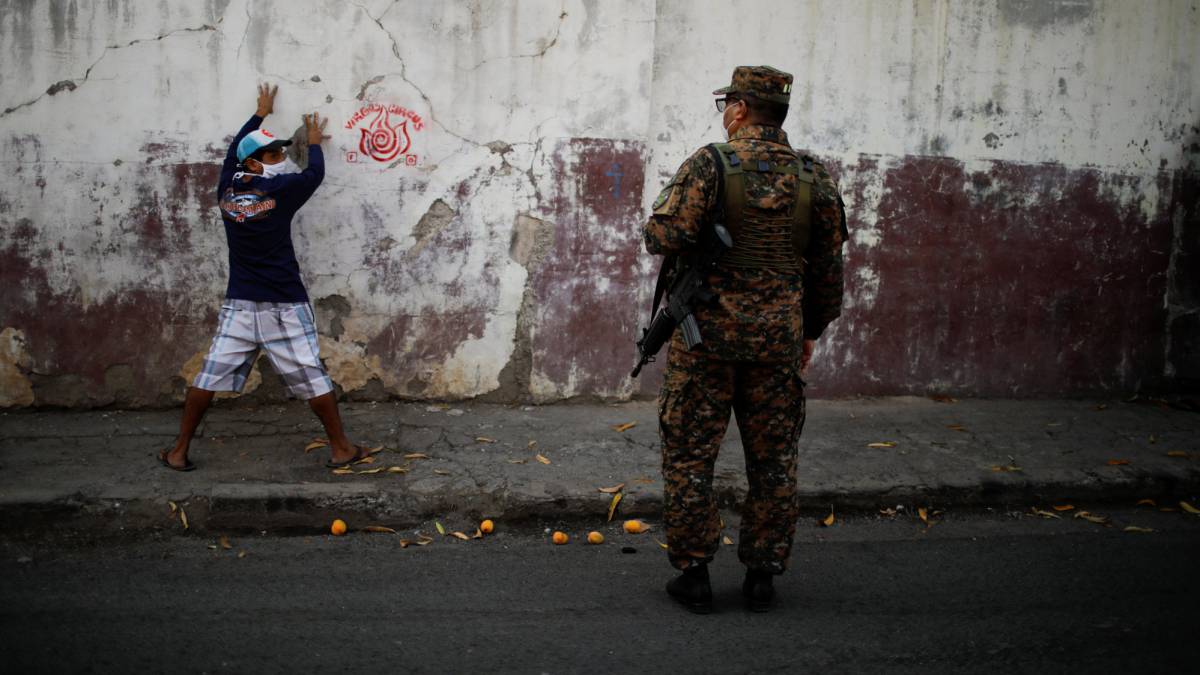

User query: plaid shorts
[192,299,334,400]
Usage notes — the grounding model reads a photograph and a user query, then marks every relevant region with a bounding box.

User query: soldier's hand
[304,112,329,145]
[256,83,278,117]
[800,339,815,377]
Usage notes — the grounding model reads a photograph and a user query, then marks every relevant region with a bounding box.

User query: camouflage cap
[712,65,793,104]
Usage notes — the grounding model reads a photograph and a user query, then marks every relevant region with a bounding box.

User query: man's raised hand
[304,112,329,145]
[256,83,278,117]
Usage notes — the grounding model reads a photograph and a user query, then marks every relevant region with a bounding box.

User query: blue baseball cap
[236,129,293,162]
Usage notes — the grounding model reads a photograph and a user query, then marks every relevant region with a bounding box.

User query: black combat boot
[742,569,775,612]
[666,563,712,614]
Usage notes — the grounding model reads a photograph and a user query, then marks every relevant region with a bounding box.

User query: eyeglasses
[715,97,741,112]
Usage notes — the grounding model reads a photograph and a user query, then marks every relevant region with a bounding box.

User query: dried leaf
[946,424,968,432]
[879,508,897,517]
[1052,504,1075,511]
[357,467,384,475]
[1073,511,1110,525]
[473,528,483,539]
[207,544,218,550]
[354,455,376,465]
[990,464,1022,472]
[1181,501,1200,515]
[633,477,655,484]
[475,437,497,444]
[1031,509,1061,519]
[535,454,551,465]
[722,536,734,545]
[918,507,929,525]
[433,469,450,475]
[527,440,538,449]
[219,536,232,550]
[1136,498,1157,507]
[363,526,397,534]
[654,538,668,550]
[598,483,625,494]
[304,438,329,453]
[1106,459,1131,466]
[607,492,623,522]
[507,459,527,464]
[387,466,408,474]
[168,501,178,514]
[821,510,835,527]
[1166,451,1189,458]
[237,551,247,558]
[930,394,957,403]
[404,453,431,460]
[414,535,434,546]
[179,506,189,530]
[868,441,897,448]
[398,539,411,548]
[449,531,470,541]
[1123,526,1154,533]
[332,467,355,475]
[435,521,446,535]
[612,422,638,433]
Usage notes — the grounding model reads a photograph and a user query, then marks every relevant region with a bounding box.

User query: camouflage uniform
[644,66,847,574]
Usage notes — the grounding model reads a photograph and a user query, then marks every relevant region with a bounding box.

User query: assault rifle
[630,223,733,378]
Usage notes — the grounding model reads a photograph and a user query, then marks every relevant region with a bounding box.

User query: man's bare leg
[162,386,216,468]
[308,391,357,463]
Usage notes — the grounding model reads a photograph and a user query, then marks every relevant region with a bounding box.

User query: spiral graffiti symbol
[359,109,410,162]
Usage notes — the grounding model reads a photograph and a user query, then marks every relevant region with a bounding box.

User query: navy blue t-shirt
[217,115,324,303]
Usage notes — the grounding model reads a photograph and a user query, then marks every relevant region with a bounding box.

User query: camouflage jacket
[643,124,846,362]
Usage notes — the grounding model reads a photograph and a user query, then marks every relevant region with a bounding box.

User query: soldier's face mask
[721,98,745,139]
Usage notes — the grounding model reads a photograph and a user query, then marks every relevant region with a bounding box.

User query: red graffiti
[358,109,410,163]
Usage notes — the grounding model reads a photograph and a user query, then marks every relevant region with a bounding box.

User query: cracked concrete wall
[0,0,1196,408]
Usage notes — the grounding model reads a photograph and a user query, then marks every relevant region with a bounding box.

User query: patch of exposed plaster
[312,295,393,394]
[406,199,457,259]
[0,328,35,407]
[485,214,557,401]
[319,336,385,393]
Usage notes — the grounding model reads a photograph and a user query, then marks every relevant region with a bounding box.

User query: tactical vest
[705,142,814,273]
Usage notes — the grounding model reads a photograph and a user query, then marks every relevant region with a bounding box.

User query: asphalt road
[2,508,1197,674]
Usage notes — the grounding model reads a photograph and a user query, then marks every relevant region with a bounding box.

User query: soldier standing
[643,66,847,613]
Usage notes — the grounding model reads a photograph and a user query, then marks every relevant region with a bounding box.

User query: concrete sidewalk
[1,397,1197,534]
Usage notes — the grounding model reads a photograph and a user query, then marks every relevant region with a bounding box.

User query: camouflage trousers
[658,345,806,574]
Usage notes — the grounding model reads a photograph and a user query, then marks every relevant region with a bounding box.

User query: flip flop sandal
[157,450,196,472]
[324,445,377,469]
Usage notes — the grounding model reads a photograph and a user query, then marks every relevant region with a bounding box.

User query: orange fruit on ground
[330,519,348,536]
[623,519,648,534]
[587,531,604,545]
[480,519,494,534]
[552,531,569,545]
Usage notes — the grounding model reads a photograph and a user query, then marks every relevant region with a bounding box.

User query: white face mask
[722,99,743,140]
[260,157,301,178]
